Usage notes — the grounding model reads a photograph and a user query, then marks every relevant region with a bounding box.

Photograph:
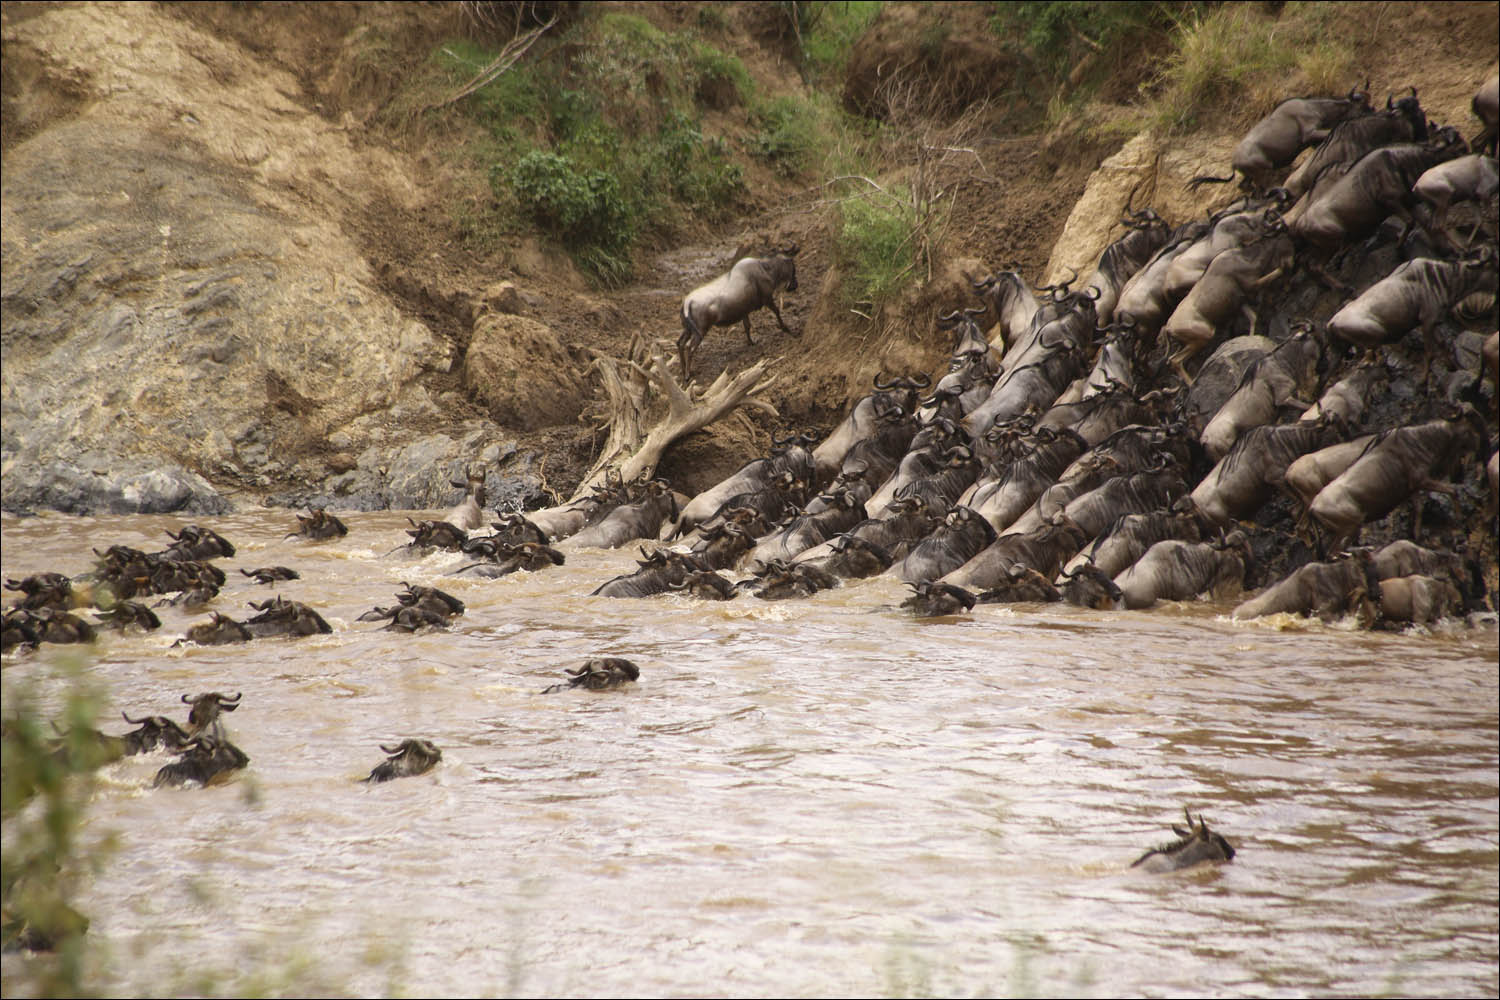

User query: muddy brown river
[2,510,1496,997]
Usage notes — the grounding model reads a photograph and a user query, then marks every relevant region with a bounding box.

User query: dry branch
[426,15,556,112]
[572,337,779,499]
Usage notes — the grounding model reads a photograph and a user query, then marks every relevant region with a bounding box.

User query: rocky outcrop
[1044,131,1239,285]
[0,3,539,514]
[464,314,585,431]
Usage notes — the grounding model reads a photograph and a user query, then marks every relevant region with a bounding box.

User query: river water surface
[2,510,1496,997]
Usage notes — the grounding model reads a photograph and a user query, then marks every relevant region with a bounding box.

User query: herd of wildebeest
[4,77,1500,926]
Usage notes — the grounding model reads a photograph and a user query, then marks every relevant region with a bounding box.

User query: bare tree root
[572,335,779,500]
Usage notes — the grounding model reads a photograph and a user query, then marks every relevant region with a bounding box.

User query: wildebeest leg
[1304,257,1352,295]
[766,296,795,336]
[679,318,704,376]
[741,316,756,346]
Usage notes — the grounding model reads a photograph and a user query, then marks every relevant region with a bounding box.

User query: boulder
[464,314,584,432]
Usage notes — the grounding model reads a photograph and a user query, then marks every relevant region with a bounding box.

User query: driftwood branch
[426,16,556,112]
[572,339,779,500]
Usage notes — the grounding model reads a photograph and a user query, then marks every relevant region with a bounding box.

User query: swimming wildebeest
[1131,808,1236,873]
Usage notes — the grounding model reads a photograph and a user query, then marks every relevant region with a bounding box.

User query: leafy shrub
[836,190,917,307]
[505,150,634,253]
[2,662,105,993]
[753,96,821,176]
[692,44,753,109]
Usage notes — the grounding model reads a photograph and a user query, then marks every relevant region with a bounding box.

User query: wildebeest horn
[122,711,154,725]
[379,742,404,755]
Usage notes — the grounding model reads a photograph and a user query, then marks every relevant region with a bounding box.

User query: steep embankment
[2,2,1496,518]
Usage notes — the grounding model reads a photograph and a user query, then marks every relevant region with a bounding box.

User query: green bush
[793,1,884,85]
[2,661,106,994]
[505,150,634,252]
[753,96,821,176]
[836,190,917,307]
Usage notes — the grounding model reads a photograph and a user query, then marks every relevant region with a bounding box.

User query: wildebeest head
[119,711,192,755]
[152,734,250,789]
[1131,808,1236,873]
[182,691,241,737]
[363,739,443,783]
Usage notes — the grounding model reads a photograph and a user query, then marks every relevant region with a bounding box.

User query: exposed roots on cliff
[576,335,779,499]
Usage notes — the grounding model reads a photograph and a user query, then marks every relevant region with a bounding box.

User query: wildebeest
[1053,464,1189,543]
[542,657,641,693]
[747,488,866,568]
[1281,90,1427,197]
[6,572,77,611]
[965,426,1088,532]
[1232,552,1379,622]
[1375,574,1464,627]
[810,375,925,486]
[1057,561,1124,609]
[489,512,552,547]
[976,563,1062,604]
[1160,224,1294,384]
[897,506,998,584]
[363,739,443,782]
[666,569,738,601]
[182,691,242,740]
[1192,85,1371,191]
[445,467,489,532]
[243,596,333,638]
[1290,131,1468,250]
[1282,434,1377,511]
[453,539,565,578]
[1114,532,1252,610]
[900,581,976,617]
[91,600,162,632]
[1199,325,1323,460]
[1306,414,1481,549]
[288,508,347,540]
[972,268,1040,350]
[674,435,818,537]
[679,245,799,376]
[1326,253,1498,381]
[1161,200,1289,304]
[239,566,300,585]
[117,712,194,755]
[1113,219,1213,337]
[591,548,711,598]
[1062,508,1204,580]
[943,513,1090,591]
[1471,73,1499,155]
[49,711,194,770]
[800,532,896,579]
[152,734,250,789]
[160,524,236,562]
[569,479,680,549]
[1192,416,1348,526]
[744,559,839,600]
[1082,209,1173,325]
[402,518,468,553]
[1411,154,1499,250]
[175,613,252,647]
[1299,357,1384,424]
[1131,809,1236,873]
[358,583,466,624]
[1182,335,1275,437]
[1370,539,1468,594]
